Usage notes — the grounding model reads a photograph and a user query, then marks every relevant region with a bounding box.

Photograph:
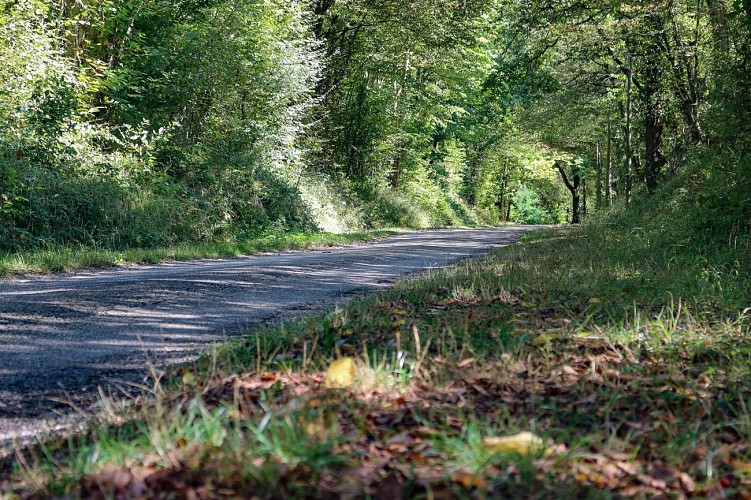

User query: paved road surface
[0,227,537,444]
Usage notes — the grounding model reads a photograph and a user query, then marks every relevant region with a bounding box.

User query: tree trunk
[312,0,337,39]
[556,162,581,224]
[582,177,587,218]
[624,52,633,206]
[606,116,612,206]
[498,158,510,221]
[390,154,403,189]
[595,140,602,208]
[660,12,704,143]
[643,41,667,194]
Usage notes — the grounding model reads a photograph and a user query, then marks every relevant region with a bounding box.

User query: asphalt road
[0,227,537,444]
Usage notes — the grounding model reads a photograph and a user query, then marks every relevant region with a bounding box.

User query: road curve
[0,226,537,443]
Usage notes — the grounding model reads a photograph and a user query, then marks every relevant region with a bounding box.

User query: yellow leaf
[182,372,197,386]
[588,297,601,304]
[532,333,560,345]
[304,418,327,437]
[483,432,550,456]
[325,357,356,388]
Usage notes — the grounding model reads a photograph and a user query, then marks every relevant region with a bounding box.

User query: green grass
[3,150,751,498]
[4,212,749,497]
[0,230,400,277]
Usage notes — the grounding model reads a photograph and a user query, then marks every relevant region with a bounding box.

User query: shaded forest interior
[0,0,749,250]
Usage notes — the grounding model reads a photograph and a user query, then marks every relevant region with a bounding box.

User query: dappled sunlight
[0,228,531,423]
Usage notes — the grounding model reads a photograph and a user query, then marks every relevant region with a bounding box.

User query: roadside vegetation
[0,229,399,277]
[3,148,749,497]
[2,0,751,497]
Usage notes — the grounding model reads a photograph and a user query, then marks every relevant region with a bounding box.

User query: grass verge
[0,230,400,278]
[3,221,750,498]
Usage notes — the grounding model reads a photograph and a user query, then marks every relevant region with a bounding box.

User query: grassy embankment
[3,158,751,498]
[0,230,401,278]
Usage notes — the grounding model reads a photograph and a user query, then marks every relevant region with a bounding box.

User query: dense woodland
[0,0,749,250]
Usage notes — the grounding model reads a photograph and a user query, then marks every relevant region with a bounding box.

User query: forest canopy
[0,0,749,250]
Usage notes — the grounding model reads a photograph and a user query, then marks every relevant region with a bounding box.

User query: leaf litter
[5,229,751,498]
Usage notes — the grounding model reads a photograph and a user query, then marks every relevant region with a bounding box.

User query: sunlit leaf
[483,432,550,456]
[325,357,357,388]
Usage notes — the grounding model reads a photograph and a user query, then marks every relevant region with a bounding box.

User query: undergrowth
[2,154,750,498]
[0,230,399,277]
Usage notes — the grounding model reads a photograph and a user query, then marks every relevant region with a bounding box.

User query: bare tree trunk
[595,140,602,208]
[556,162,581,224]
[625,52,633,206]
[390,154,403,189]
[496,158,510,222]
[582,177,587,218]
[606,116,612,206]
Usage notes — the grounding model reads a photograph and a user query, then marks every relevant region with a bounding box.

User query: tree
[555,159,582,224]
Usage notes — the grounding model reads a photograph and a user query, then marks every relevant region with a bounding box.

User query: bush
[511,187,557,224]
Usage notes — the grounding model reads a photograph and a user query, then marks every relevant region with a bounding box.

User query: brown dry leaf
[733,460,751,476]
[386,432,414,453]
[679,472,697,493]
[561,365,579,376]
[340,343,357,354]
[88,465,133,495]
[412,426,440,438]
[483,432,551,456]
[457,357,475,368]
[614,460,641,476]
[715,444,732,464]
[451,470,487,489]
[325,357,357,388]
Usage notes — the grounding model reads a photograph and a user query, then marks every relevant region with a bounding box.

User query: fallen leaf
[182,372,197,386]
[451,471,487,488]
[483,432,550,456]
[615,460,641,476]
[533,333,560,345]
[88,465,133,495]
[325,357,356,388]
[733,460,751,476]
[340,343,357,354]
[561,365,579,376]
[679,472,697,493]
[458,358,475,368]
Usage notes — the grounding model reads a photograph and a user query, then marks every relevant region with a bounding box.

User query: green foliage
[511,187,551,225]
[1,0,749,254]
[9,157,751,495]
